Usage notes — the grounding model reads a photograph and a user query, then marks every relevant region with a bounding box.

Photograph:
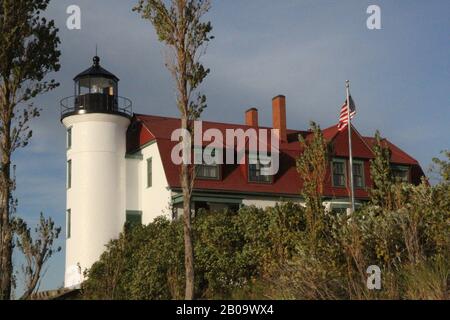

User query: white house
[61,57,424,288]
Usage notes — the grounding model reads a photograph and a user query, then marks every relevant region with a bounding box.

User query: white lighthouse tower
[60,56,132,287]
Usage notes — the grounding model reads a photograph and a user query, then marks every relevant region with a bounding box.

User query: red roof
[127,114,425,199]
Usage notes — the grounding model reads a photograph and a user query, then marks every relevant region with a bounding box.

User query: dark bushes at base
[82,182,449,300]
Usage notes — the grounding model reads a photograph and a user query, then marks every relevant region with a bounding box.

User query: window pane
[197,164,219,179]
[332,160,346,187]
[334,162,344,174]
[67,160,72,189]
[333,175,339,186]
[147,158,152,187]
[196,147,220,180]
[392,169,408,182]
[355,176,363,188]
[353,163,364,188]
[248,160,272,183]
[353,164,361,176]
[391,165,409,183]
[126,211,142,226]
[67,127,72,149]
[67,209,71,239]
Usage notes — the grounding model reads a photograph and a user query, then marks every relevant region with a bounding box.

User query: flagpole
[346,80,356,213]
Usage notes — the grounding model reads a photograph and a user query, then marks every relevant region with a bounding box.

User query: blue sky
[11,0,449,293]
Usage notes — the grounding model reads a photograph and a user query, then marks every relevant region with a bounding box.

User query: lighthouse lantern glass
[75,77,117,96]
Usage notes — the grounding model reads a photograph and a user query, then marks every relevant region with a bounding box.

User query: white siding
[126,158,141,211]
[63,113,130,288]
[242,197,303,209]
[125,142,172,224]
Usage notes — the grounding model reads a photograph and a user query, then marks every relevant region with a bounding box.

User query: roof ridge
[384,138,419,164]
[134,113,307,132]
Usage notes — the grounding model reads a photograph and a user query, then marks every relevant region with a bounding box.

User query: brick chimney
[272,95,287,142]
[245,107,258,127]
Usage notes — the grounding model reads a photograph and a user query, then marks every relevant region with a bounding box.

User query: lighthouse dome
[74,56,119,82]
[60,56,132,120]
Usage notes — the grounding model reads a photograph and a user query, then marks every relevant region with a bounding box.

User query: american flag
[337,95,356,131]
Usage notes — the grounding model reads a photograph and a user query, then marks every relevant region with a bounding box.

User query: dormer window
[197,163,220,179]
[391,165,409,183]
[195,148,221,180]
[248,154,273,183]
[353,161,365,188]
[332,158,346,187]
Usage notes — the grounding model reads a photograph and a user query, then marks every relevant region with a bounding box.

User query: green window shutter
[67,160,72,189]
[147,158,152,188]
[126,210,142,226]
[67,209,71,239]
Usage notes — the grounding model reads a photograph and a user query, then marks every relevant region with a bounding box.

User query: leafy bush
[82,203,306,299]
[268,178,449,300]
[82,151,449,300]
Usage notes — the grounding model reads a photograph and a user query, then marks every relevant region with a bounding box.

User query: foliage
[83,151,449,300]
[296,121,330,239]
[269,178,449,299]
[369,130,395,210]
[0,0,61,300]
[270,145,450,300]
[14,213,61,300]
[82,203,306,299]
[83,218,184,300]
[430,150,450,184]
[134,0,214,299]
[134,0,213,121]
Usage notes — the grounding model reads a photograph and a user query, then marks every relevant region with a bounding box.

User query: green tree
[296,121,329,239]
[82,175,449,300]
[134,0,213,299]
[369,130,395,210]
[430,150,450,183]
[0,0,60,299]
[14,213,61,300]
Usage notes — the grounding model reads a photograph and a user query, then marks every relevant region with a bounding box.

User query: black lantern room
[61,56,132,120]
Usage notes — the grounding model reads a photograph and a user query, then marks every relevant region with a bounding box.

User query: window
[126,210,142,226]
[391,165,409,183]
[195,148,220,180]
[67,160,72,189]
[147,158,152,187]
[67,209,71,239]
[332,159,346,187]
[196,164,220,179]
[248,154,273,183]
[67,127,72,149]
[353,161,365,188]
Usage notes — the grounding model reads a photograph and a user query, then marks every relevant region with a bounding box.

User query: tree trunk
[0,122,12,300]
[182,172,195,300]
[181,115,195,300]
